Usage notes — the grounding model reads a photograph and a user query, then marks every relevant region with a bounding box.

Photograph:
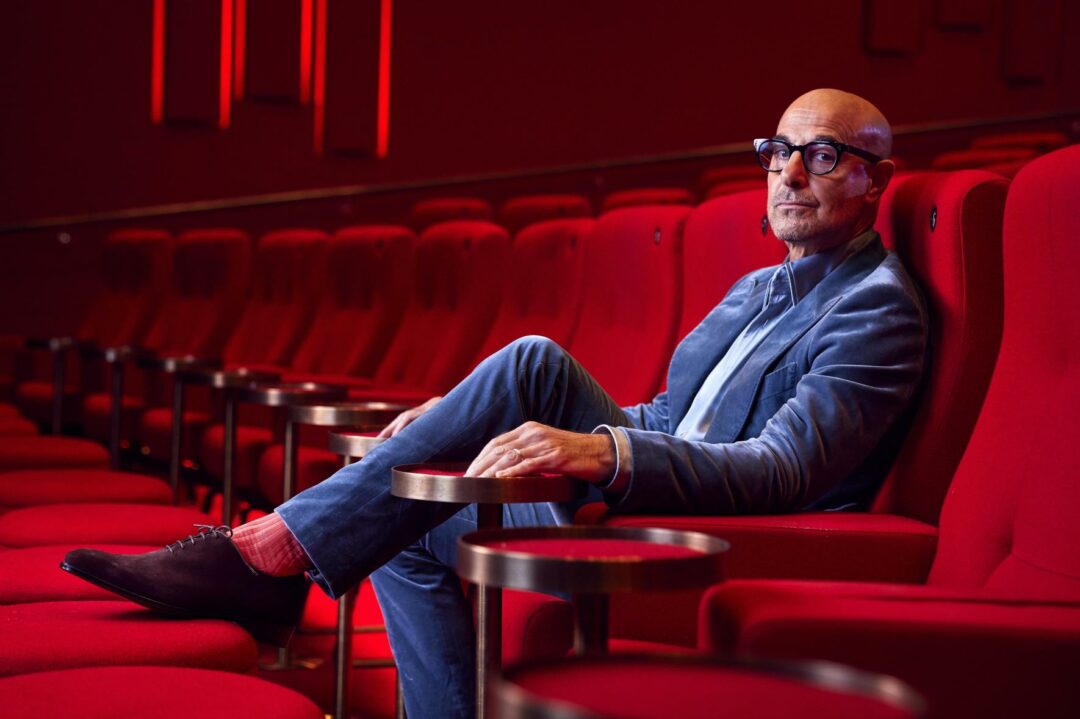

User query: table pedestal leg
[270,418,299,669]
[108,361,124,470]
[221,392,238,525]
[334,587,358,719]
[50,350,64,435]
[168,377,185,504]
[572,593,610,656]
[475,503,503,719]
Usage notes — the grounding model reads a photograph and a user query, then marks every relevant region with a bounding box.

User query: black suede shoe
[60,524,309,647]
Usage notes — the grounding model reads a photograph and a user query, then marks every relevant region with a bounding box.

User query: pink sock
[231,512,311,577]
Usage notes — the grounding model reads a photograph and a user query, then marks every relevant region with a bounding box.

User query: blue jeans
[276,336,632,719]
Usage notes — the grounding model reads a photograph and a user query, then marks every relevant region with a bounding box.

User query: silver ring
[505,447,522,461]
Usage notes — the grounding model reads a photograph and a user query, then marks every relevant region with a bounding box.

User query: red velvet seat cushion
[12,379,55,427]
[410,196,493,230]
[0,416,37,436]
[0,403,21,418]
[506,656,917,718]
[699,581,1080,719]
[0,666,324,719]
[0,503,215,547]
[0,436,109,471]
[0,601,257,677]
[0,543,158,603]
[0,470,171,510]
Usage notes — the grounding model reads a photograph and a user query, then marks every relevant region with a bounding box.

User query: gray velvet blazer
[614,234,927,515]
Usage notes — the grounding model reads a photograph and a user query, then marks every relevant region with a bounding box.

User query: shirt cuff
[591,425,632,495]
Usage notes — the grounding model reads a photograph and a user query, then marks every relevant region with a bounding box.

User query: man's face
[766,102,875,252]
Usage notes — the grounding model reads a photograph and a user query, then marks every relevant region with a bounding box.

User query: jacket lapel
[703,237,888,443]
[665,274,768,430]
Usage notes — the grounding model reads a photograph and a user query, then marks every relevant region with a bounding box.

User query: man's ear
[865,159,895,202]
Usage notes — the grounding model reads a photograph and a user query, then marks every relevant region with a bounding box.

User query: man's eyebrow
[773,134,791,143]
[812,135,841,144]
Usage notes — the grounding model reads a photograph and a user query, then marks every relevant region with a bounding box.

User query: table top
[327,429,386,457]
[495,654,923,719]
[288,401,410,427]
[234,382,348,407]
[456,525,728,594]
[136,355,221,373]
[177,366,282,388]
[392,462,586,505]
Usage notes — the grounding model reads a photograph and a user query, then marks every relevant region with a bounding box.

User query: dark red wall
[2,0,1078,224]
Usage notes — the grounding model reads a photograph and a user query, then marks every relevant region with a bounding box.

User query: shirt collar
[774,228,878,306]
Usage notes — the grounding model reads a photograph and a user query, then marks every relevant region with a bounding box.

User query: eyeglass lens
[758,141,840,175]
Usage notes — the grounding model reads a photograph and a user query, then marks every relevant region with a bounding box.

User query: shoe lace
[165,524,233,553]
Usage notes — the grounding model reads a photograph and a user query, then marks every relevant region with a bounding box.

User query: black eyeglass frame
[753,137,884,175]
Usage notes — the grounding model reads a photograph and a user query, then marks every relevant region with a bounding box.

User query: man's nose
[780,150,809,187]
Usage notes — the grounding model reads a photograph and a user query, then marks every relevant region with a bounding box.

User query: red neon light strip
[300,0,314,104]
[219,0,234,128]
[233,0,246,100]
[151,0,165,123]
[376,0,392,158]
[313,0,327,152]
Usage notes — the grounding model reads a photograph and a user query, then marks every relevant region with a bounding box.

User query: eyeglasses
[754,138,883,175]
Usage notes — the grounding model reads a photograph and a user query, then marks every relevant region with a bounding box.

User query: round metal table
[391,463,587,719]
[457,525,728,656]
[326,428,387,460]
[494,654,924,719]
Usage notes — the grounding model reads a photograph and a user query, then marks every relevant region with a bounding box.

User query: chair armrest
[575,504,937,583]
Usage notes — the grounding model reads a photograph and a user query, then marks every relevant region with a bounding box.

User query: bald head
[766,89,896,258]
[780,89,892,158]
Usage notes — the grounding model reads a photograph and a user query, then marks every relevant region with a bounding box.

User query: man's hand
[376,396,443,438]
[464,421,616,483]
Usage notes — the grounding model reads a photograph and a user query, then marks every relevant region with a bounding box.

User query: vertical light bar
[151,0,166,123]
[376,0,392,158]
[300,0,314,104]
[218,0,234,128]
[233,0,246,100]
[313,0,328,152]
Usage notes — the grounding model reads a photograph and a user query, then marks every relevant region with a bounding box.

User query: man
[63,89,926,718]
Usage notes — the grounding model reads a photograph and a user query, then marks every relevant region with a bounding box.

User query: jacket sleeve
[621,391,671,432]
[606,272,927,515]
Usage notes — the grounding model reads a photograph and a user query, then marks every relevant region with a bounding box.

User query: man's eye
[775,148,790,160]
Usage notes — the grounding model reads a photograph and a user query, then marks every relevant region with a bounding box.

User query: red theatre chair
[497,194,592,235]
[704,177,766,199]
[135,228,330,464]
[507,170,1008,657]
[79,228,251,464]
[252,220,512,507]
[409,196,493,231]
[196,225,415,503]
[699,144,1080,719]
[12,229,172,434]
[601,188,695,213]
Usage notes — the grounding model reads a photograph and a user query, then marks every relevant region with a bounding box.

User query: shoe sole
[59,560,296,647]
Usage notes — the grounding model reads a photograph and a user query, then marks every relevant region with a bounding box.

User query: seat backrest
[969,130,1069,152]
[677,189,787,344]
[140,229,251,356]
[928,145,1080,599]
[601,188,695,214]
[472,218,594,361]
[704,178,767,200]
[869,171,1007,525]
[410,197,493,231]
[497,194,592,235]
[222,229,330,367]
[371,220,511,393]
[79,229,173,347]
[566,206,690,405]
[699,164,764,191]
[288,225,414,377]
[931,146,1038,171]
